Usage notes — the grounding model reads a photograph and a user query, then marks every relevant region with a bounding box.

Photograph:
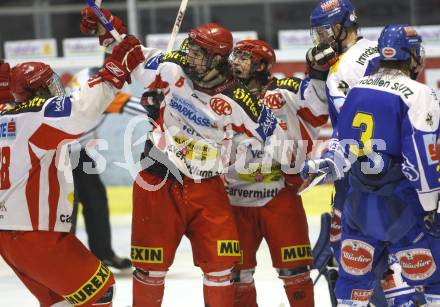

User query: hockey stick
[166,0,189,53]
[86,0,123,43]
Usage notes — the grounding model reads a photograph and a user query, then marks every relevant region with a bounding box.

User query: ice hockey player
[301,0,396,304]
[227,39,329,306]
[80,7,288,307]
[336,24,440,306]
[303,0,379,255]
[0,33,145,307]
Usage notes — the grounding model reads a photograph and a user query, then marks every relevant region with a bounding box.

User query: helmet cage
[184,38,215,80]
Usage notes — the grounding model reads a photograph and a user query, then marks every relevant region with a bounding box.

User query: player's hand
[298,140,349,193]
[99,35,145,88]
[307,43,338,70]
[0,61,14,104]
[424,206,440,238]
[80,7,127,47]
[140,90,164,121]
[298,155,344,193]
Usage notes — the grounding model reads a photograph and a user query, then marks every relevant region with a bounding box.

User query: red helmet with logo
[234,40,276,69]
[10,62,55,102]
[189,23,233,57]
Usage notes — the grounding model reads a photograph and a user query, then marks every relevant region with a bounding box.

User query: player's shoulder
[161,50,187,67]
[346,38,378,64]
[220,79,263,122]
[331,38,378,74]
[271,76,302,94]
[356,72,433,106]
[3,95,73,120]
[2,96,48,115]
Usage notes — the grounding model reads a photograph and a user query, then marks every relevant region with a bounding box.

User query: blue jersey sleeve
[401,88,440,211]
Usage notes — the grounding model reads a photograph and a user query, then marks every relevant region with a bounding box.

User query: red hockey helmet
[189,23,233,56]
[234,40,276,69]
[10,62,62,102]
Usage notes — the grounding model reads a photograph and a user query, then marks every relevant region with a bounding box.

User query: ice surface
[0,215,332,307]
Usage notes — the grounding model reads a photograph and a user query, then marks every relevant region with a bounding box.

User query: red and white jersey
[0,82,117,231]
[225,77,328,207]
[132,50,286,180]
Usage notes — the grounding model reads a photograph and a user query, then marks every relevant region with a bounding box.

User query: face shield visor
[229,49,254,80]
[47,73,66,97]
[310,24,337,47]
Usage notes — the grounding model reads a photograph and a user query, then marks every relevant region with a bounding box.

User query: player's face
[311,24,338,46]
[186,43,210,76]
[230,49,253,80]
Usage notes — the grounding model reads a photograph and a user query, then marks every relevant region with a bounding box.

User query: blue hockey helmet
[378,24,423,62]
[310,0,358,49]
[310,0,357,28]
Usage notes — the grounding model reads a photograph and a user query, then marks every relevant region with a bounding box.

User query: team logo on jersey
[0,119,16,140]
[131,246,164,263]
[382,47,397,58]
[426,113,434,127]
[281,245,313,262]
[217,240,241,256]
[44,96,72,118]
[210,97,232,116]
[396,249,436,281]
[63,262,111,305]
[264,93,286,110]
[351,289,372,302]
[341,239,374,275]
[402,154,420,182]
[337,80,350,96]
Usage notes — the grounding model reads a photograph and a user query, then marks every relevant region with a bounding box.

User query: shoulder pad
[44,96,72,118]
[162,51,187,67]
[222,83,263,123]
[144,54,164,70]
[275,77,302,93]
[3,96,47,115]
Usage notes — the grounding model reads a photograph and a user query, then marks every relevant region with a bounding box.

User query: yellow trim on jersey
[329,54,345,75]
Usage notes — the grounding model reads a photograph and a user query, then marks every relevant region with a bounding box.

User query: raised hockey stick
[166,0,189,53]
[86,0,123,43]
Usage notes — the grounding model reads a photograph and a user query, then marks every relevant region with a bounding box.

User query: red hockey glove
[80,7,127,47]
[111,35,145,73]
[98,36,145,88]
[0,61,14,104]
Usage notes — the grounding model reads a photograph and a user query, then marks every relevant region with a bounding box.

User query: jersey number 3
[349,112,374,157]
[0,146,11,190]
